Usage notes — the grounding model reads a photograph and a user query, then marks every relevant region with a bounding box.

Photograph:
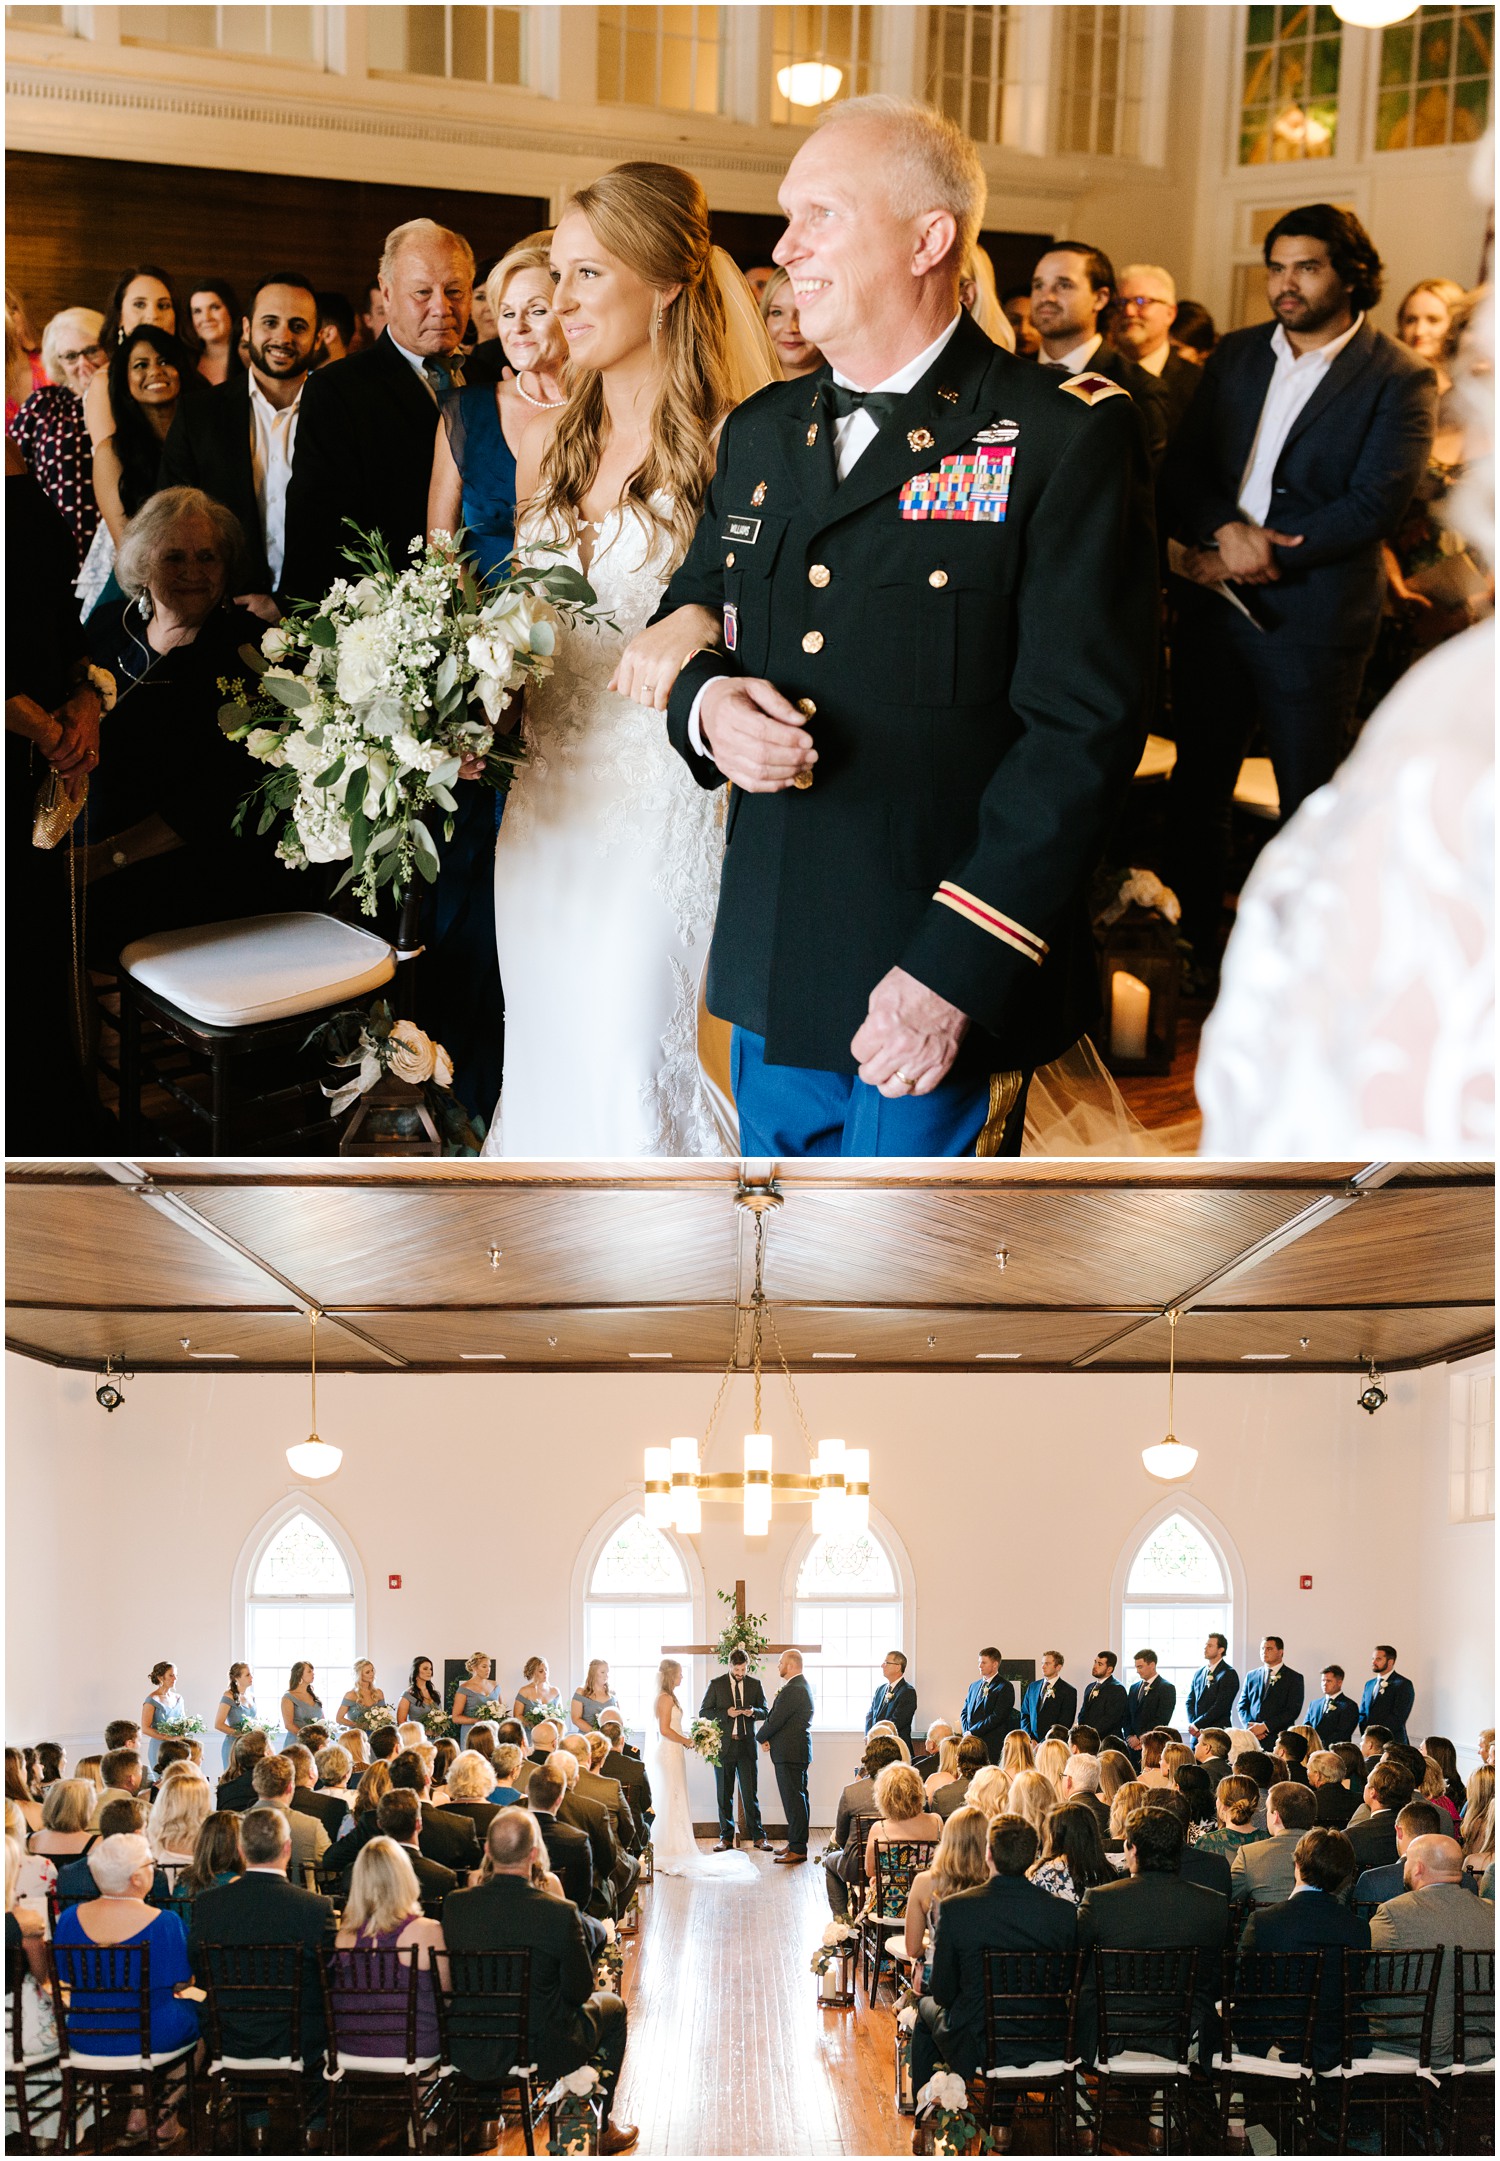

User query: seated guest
[442,1809,636,2154]
[864,1763,943,1889]
[1333,1739,1368,1793]
[826,1735,902,1917]
[1371,1834,1495,2066]
[596,1720,651,1835]
[1144,1789,1232,1900]
[922,1734,962,1805]
[1028,1800,1114,1908]
[1425,1735,1469,1816]
[331,1762,391,1852]
[1347,1761,1416,1873]
[53,1833,198,2139]
[1274,1730,1311,1786]
[182,1810,244,1897]
[313,1744,355,1808]
[913,1721,952,1782]
[1354,1799,1446,1906]
[999,1732,1036,1778]
[88,1747,144,1830]
[146,1769,211,1866]
[190,1806,333,2078]
[387,1749,481,1874]
[1136,1731,1172,1788]
[1173,1762,1216,1831]
[561,1732,638,1862]
[1239,1827,1367,2069]
[28,1777,97,1862]
[54,1796,170,1909]
[1061,1753,1111,1838]
[1077,1808,1228,2046]
[1461,1766,1495,1887]
[81,487,284,967]
[1194,1729,1232,1788]
[146,1739,191,1798]
[1307,1666,1360,1749]
[934,1735,989,1820]
[1230,1782,1319,1904]
[6,1832,51,2003]
[441,1749,504,1842]
[1034,1738,1069,1798]
[331,1835,446,2058]
[526,1763,593,1911]
[1068,1725,1102,1760]
[1105,1780,1152,1856]
[285,1745,345,1840]
[912,1813,1079,2091]
[75,1759,104,1794]
[370,1790,456,1908]
[529,1720,562,1766]
[1238,1751,1282,1828]
[904,1805,990,1969]
[964,1765,1012,1823]
[427,1737,458,1801]
[550,1749,630,1917]
[1190,1772,1266,1861]
[250,1752,330,1880]
[1095,1750,1134,1812]
[217,1728,270,1811]
[1309,1749,1357,1827]
[1417,1754,1462,1831]
[1006,1771,1055,1846]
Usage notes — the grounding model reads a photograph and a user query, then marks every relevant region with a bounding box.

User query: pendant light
[1332,0,1418,26]
[1141,1308,1198,1482]
[285,1309,343,1479]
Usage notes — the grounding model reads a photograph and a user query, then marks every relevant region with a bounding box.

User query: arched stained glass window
[584,1513,693,1735]
[1121,1511,1232,1713]
[246,1510,357,1694]
[793,1530,903,1733]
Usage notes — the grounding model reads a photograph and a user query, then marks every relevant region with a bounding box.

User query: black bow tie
[824,380,901,427]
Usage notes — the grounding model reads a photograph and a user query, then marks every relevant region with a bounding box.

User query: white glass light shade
[1141,1437,1199,1482]
[286,1436,342,1479]
[669,1435,701,1474]
[812,1436,847,1532]
[843,1446,870,1531]
[1333,0,1418,25]
[776,60,842,106]
[643,1444,674,1528]
[676,1490,702,1535]
[743,1431,773,1534]
[743,1433,773,1474]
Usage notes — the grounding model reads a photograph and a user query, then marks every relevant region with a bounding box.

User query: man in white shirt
[1162,202,1436,983]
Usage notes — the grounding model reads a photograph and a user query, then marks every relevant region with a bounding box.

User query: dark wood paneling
[980,226,1056,301]
[5,149,547,329]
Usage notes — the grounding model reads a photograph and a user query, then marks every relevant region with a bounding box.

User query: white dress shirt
[247,374,303,589]
[1040,331,1104,376]
[1135,340,1171,378]
[1237,313,1365,527]
[687,314,964,756]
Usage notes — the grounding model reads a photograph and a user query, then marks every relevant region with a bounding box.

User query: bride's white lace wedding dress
[483,504,730,1158]
[645,1695,757,1881]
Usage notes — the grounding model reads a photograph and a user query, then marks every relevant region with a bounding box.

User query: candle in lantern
[1110,970,1151,1061]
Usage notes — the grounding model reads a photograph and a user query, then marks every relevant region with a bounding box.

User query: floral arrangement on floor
[1091,864,1182,929]
[713,1586,771,1672]
[542,2060,606,2154]
[594,1921,625,1992]
[303,999,483,1152]
[915,2068,995,2155]
[687,1718,722,1768]
[155,1713,205,1740]
[221,524,607,912]
[809,1921,858,1978]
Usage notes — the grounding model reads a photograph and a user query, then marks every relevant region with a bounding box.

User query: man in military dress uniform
[654,95,1159,1156]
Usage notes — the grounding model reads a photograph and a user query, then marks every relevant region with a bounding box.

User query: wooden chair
[48,1938,198,2156]
[432,1948,537,2155]
[1215,1946,1324,2154]
[4,1943,61,2154]
[1086,1946,1200,2155]
[859,1839,935,2006]
[198,1938,318,2152]
[1323,1944,1442,2155]
[977,1947,1081,2152]
[1439,1948,1494,2156]
[320,1942,443,2154]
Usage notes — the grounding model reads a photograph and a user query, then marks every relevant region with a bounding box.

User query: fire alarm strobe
[388,1574,402,1590]
[1299,1575,1313,1590]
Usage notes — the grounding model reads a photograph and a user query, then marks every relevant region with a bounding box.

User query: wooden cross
[662,1579,820,1659]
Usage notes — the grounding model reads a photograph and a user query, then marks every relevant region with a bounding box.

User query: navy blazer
[1078,1677,1131,1747]
[1234,1665,1304,1740]
[1359,1672,1415,1744]
[1162,317,1436,648]
[865,1677,917,1745]
[928,1874,1079,2077]
[759,1673,814,1764]
[1021,1675,1078,1742]
[1186,1661,1239,1733]
[1127,1673,1177,1741]
[960,1674,1018,1759]
[1307,1693,1360,1749]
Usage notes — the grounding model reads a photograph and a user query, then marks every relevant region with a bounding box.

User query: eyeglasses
[57,344,105,365]
[1119,296,1172,313]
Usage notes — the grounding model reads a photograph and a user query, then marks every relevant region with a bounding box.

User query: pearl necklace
[515,372,566,410]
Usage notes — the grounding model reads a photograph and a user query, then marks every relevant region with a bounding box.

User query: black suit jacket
[280,331,442,604]
[1162,317,1436,648]
[1079,1677,1131,1747]
[600,1749,652,1844]
[760,1674,814,1764]
[699,1672,767,1757]
[928,1875,1079,2078]
[1044,341,1169,468]
[441,1875,599,2084]
[159,370,273,590]
[1077,1871,1228,2040]
[1149,347,1202,441]
[1021,1676,1077,1741]
[417,1798,480,1874]
[865,1677,918,1745]
[324,1813,377,1879]
[440,1798,502,1846]
[1315,1781,1357,1829]
[1181,1845,1233,1902]
[532,1811,593,1911]
[216,1772,257,1813]
[1345,1808,1401,1874]
[659,311,1157,1076]
[189,1869,334,2056]
[556,1791,616,1916]
[292,1786,346,1840]
[398,1840,459,1905]
[1240,1889,1370,2068]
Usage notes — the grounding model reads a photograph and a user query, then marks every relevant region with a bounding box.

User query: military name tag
[723,515,762,544]
[723,602,739,652]
[900,446,1016,524]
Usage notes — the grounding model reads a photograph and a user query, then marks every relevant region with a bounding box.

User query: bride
[646,1659,755,1880]
[480,162,779,1157]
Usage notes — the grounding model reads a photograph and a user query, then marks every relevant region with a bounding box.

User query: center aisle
[500,1835,906,2156]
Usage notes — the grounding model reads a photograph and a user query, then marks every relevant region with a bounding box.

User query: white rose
[336,617,388,703]
[261,624,291,663]
[389,728,446,775]
[245,727,286,764]
[387,1019,437,1085]
[467,629,516,684]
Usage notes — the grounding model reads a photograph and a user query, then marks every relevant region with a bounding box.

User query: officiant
[699,1649,769,1852]
[654,95,1157,1157]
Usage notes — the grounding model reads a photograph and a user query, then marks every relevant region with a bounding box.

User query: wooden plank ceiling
[4,1159,1492,1378]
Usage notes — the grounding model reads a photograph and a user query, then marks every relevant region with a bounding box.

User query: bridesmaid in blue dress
[425,232,567,1123]
[214,1662,259,1771]
[398,1655,444,1730]
[336,1660,389,1735]
[570,1660,621,1737]
[451,1653,503,1749]
[280,1661,323,1749]
[140,1662,184,1772]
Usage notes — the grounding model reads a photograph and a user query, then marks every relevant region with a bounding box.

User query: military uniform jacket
[659,311,1158,1077]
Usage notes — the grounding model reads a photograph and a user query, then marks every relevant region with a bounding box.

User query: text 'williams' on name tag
[723,515,762,544]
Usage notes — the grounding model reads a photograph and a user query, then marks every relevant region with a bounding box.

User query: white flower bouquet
[419,1709,453,1740]
[810,1920,858,1977]
[687,1718,722,1768]
[302,999,482,1152]
[362,1705,397,1734]
[220,523,608,913]
[542,2060,606,2153]
[156,1713,205,1740]
[915,2067,991,2154]
[1094,864,1182,929]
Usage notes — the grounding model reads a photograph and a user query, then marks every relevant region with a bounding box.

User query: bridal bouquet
[155,1713,205,1741]
[687,1717,722,1768]
[221,524,606,912]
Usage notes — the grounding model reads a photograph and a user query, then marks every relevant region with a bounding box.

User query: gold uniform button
[802,631,824,654]
[808,563,831,589]
[796,697,816,719]
[725,551,736,567]
[792,771,814,790]
[929,569,949,588]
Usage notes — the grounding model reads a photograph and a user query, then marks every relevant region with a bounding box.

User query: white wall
[9,1352,1490,1824]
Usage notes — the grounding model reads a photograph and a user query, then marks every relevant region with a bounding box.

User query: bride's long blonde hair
[656,1659,682,1705]
[534,162,768,569]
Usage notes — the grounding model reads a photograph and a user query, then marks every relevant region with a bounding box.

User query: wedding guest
[442,1809,637,2153]
[1353,1799,1445,1904]
[489,1744,526,1810]
[336,1660,390,1735]
[1028,1799,1114,1906]
[429,1738,458,1800]
[559,1737,638,1895]
[397,1655,443,1729]
[923,1735,962,1804]
[903,1804,989,1971]
[959,240,1016,350]
[93,325,193,553]
[81,265,181,491]
[1105,1780,1152,1855]
[453,1653,502,1748]
[6,1833,52,1994]
[1461,1766,1495,1885]
[218,1729,270,1813]
[1035,1738,1070,1797]
[284,1746,345,1841]
[146,1769,211,1867]
[1238,1827,1366,2070]
[934,1735,990,1821]
[1369,1833,1495,2066]
[1112,261,1202,438]
[865,1762,943,1886]
[88,1749,145,1830]
[964,1764,1012,1824]
[1000,285,1040,357]
[250,1752,330,1879]
[139,1662,185,1773]
[5,285,45,419]
[1136,1731,1171,1787]
[525,1763,593,1909]
[331,1835,446,2055]
[913,1721,952,1781]
[189,281,242,385]
[8,306,105,564]
[1309,1748,1357,1828]
[1029,241,1168,465]
[161,272,317,602]
[596,1720,650,1831]
[999,1731,1036,1777]
[440,1750,504,1846]
[1095,1751,1135,1813]
[312,291,353,368]
[4,1752,41,1834]
[189,1806,333,2086]
[489,236,568,410]
[182,1811,243,1896]
[75,1758,105,1794]
[1170,298,1216,364]
[314,1745,355,1808]
[514,1655,563,1727]
[1060,1755,1110,1843]
[1078,1809,1227,2047]
[1006,1770,1056,1845]
[33,1743,66,1794]
[759,266,823,378]
[1425,1735,1469,1815]
[827,1734,903,1916]
[27,1777,95,1861]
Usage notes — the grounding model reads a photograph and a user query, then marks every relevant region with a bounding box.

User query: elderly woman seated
[50,1832,199,2141]
[329,1836,447,2064]
[439,1751,504,1846]
[81,484,286,968]
[27,1776,98,1864]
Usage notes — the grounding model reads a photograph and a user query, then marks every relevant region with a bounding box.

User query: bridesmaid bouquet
[361,1705,397,1734]
[155,1713,205,1740]
[418,1709,453,1740]
[220,523,605,912]
[519,1699,559,1732]
[687,1718,722,1767]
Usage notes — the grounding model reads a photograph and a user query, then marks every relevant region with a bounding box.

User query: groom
[700,1650,770,1851]
[659,97,1157,1156]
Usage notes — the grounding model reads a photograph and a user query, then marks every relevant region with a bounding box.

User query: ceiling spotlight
[1299,1337,1311,1349]
[487,1243,502,1269]
[95,1357,128,1413]
[1357,1357,1388,1416]
[927,1335,937,1349]
[994,1247,1009,1271]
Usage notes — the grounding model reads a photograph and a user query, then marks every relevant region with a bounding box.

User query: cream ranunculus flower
[386,1019,437,1085]
[467,628,516,684]
[336,616,389,703]
[260,624,292,663]
[431,1041,454,1090]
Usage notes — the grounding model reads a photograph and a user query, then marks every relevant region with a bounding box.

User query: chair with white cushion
[1215,1946,1323,2153]
[1087,1947,1201,2154]
[114,912,394,1153]
[1323,1945,1442,2154]
[979,1947,1082,2152]
[320,1943,442,2154]
[49,1940,198,2155]
[199,1939,318,2151]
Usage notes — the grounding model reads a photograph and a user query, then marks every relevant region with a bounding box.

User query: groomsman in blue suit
[1186,1634,1239,1736]
[1078,1653,1131,1751]
[961,1648,1018,1763]
[1307,1665,1361,1748]
[865,1652,918,1747]
[1234,1637,1304,1742]
[1124,1650,1176,1756]
[1359,1646,1415,1744]
[1021,1652,1077,1742]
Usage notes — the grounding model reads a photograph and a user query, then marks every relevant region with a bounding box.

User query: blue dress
[336,1691,388,1734]
[283,1695,324,1748]
[572,1692,621,1734]
[446,384,518,589]
[143,1691,184,1772]
[219,1690,259,1770]
[52,1906,199,2059]
[453,1685,503,1746]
